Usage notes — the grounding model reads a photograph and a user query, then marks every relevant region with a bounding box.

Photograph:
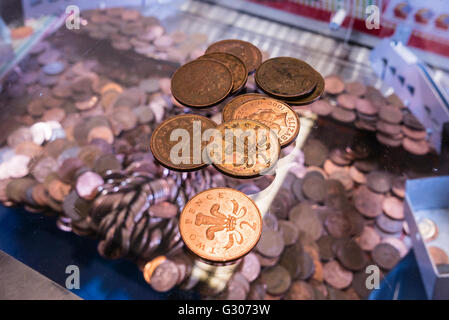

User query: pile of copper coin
[0,5,440,300]
[310,75,432,156]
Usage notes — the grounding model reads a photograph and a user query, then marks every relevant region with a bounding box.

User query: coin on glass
[231,98,300,147]
[222,93,267,122]
[208,119,280,178]
[150,114,217,171]
[205,39,262,73]
[171,59,233,108]
[179,187,262,263]
[198,52,248,93]
[324,75,345,95]
[255,57,317,98]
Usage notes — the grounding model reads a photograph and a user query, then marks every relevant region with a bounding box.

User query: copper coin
[323,260,353,289]
[31,157,57,183]
[337,94,358,110]
[381,237,408,258]
[310,99,334,116]
[378,105,403,124]
[353,185,384,218]
[366,171,391,194]
[324,75,345,95]
[401,125,427,140]
[150,259,179,292]
[376,214,403,234]
[179,188,262,263]
[255,57,317,98]
[324,213,352,239]
[349,166,366,184]
[428,246,449,265]
[231,98,300,147]
[382,196,404,220]
[372,243,401,270]
[75,171,104,200]
[150,202,178,219]
[302,172,326,202]
[391,176,406,198]
[345,81,367,97]
[402,137,429,155]
[205,39,262,73]
[331,106,356,123]
[376,120,401,136]
[336,239,368,271]
[198,52,248,93]
[210,119,280,178]
[286,69,325,105]
[329,170,353,191]
[48,179,71,202]
[317,235,335,261]
[239,252,261,282]
[171,59,233,108]
[222,93,266,122]
[303,139,328,167]
[354,159,378,173]
[355,226,380,251]
[257,229,284,258]
[150,114,217,171]
[286,281,315,300]
[278,220,299,246]
[355,98,377,116]
[289,202,322,241]
[261,265,292,296]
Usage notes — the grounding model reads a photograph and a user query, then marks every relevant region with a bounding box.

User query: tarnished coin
[381,238,408,258]
[401,125,427,141]
[402,137,429,155]
[75,171,104,200]
[355,98,377,116]
[289,202,322,241]
[150,114,217,171]
[205,39,262,73]
[222,93,266,122]
[171,59,233,107]
[323,260,353,289]
[324,75,345,95]
[345,81,367,97]
[255,57,317,98]
[336,240,368,271]
[278,220,299,246]
[238,252,261,282]
[382,196,404,220]
[261,265,292,296]
[257,229,284,258]
[286,69,324,105]
[310,99,334,116]
[372,243,401,270]
[331,107,356,123]
[324,213,352,239]
[232,98,300,147]
[303,139,328,167]
[337,94,357,110]
[302,172,326,202]
[209,119,280,178]
[367,171,391,194]
[378,105,403,124]
[150,259,179,292]
[353,185,384,218]
[179,188,262,263]
[198,52,248,93]
[286,281,315,300]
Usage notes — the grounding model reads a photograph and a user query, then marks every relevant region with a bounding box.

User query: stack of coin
[255,56,325,106]
[309,76,432,156]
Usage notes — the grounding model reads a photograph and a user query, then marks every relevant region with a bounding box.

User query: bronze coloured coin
[303,139,328,167]
[150,114,217,171]
[353,185,384,218]
[255,57,317,98]
[310,99,334,116]
[171,59,233,108]
[222,93,266,123]
[382,196,404,220]
[324,75,345,95]
[402,137,429,155]
[345,81,367,97]
[323,260,353,289]
[205,39,262,73]
[179,188,262,263]
[232,98,300,147]
[428,246,449,265]
[261,265,292,296]
[198,52,248,93]
[286,69,324,105]
[355,226,380,251]
[372,243,401,270]
[256,229,284,258]
[209,119,280,178]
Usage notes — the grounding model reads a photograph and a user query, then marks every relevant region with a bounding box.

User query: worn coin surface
[372,243,401,270]
[287,69,324,105]
[205,39,262,73]
[255,57,317,98]
[232,98,300,147]
[150,114,217,171]
[171,59,233,107]
[198,52,248,93]
[323,260,353,289]
[179,188,262,263]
